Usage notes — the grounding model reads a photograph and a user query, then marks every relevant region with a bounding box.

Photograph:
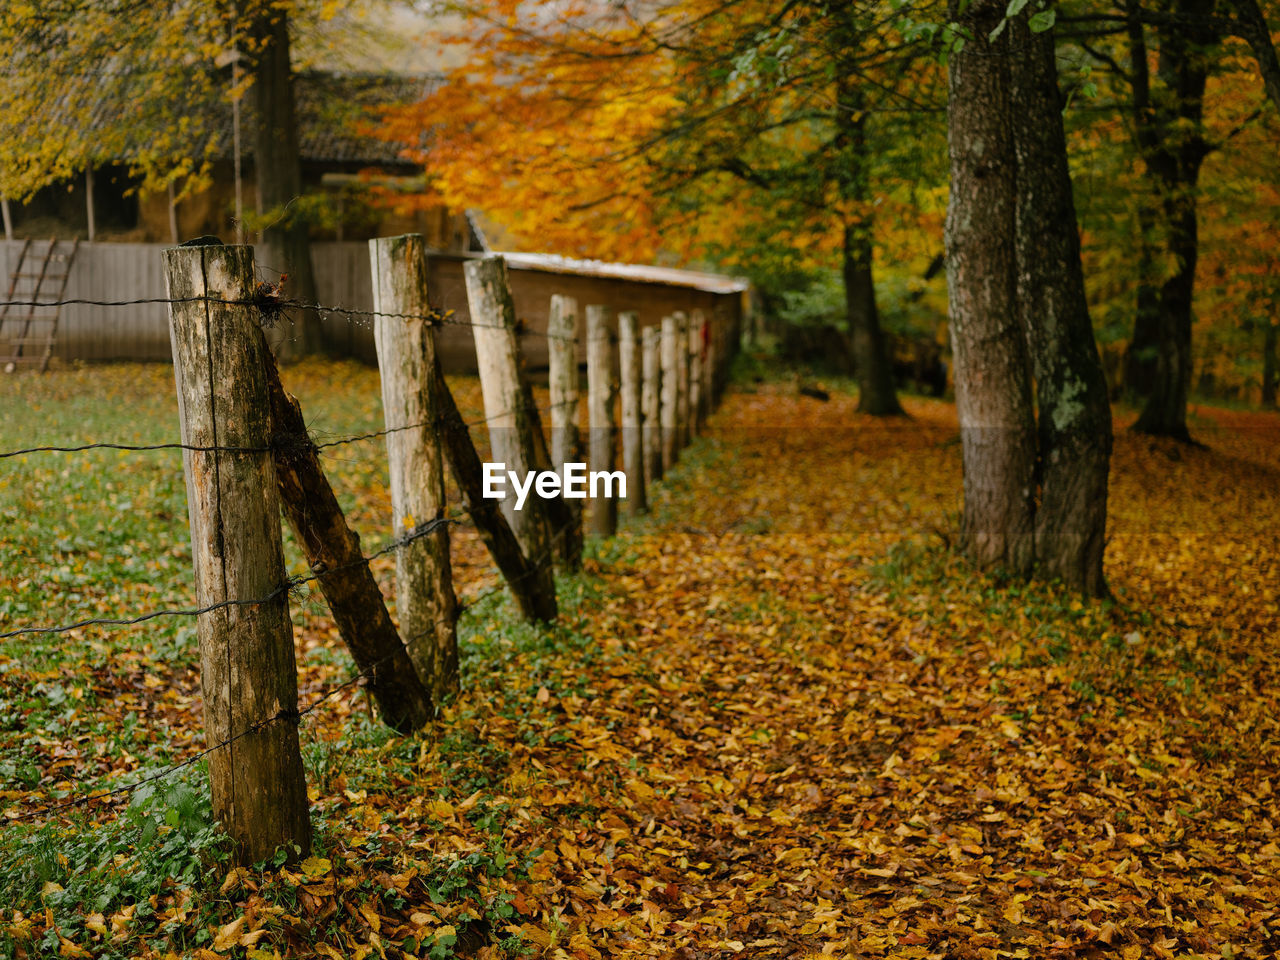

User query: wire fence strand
[2,513,580,824]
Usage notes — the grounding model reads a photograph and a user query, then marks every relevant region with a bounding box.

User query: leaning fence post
[642,324,663,486]
[371,234,459,701]
[675,311,691,449]
[618,311,646,515]
[586,304,619,536]
[466,256,556,564]
[263,351,434,734]
[164,242,311,865]
[660,315,679,470]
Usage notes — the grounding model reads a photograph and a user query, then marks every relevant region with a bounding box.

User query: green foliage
[0,773,231,960]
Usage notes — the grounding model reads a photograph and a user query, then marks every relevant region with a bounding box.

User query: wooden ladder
[0,237,79,372]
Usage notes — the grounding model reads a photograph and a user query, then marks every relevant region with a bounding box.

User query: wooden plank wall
[0,241,744,373]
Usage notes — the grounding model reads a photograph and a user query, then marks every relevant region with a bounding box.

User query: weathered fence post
[263,353,434,733]
[371,234,459,701]
[587,304,619,536]
[689,309,705,436]
[642,325,663,486]
[702,309,717,415]
[675,311,690,449]
[466,256,556,563]
[547,294,585,566]
[548,294,581,472]
[618,311,646,515]
[660,315,679,470]
[164,242,310,865]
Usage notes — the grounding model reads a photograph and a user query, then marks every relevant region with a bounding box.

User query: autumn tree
[0,0,329,356]
[1059,0,1280,437]
[947,0,1113,595]
[391,0,954,414]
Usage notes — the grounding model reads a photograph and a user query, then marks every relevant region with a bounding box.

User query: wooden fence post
[164,242,310,865]
[618,311,646,515]
[586,304,619,536]
[675,311,691,449]
[264,353,434,733]
[702,309,717,415]
[547,294,585,565]
[689,309,704,436]
[465,256,556,564]
[548,294,580,471]
[642,325,663,485]
[371,234,459,701]
[660,315,679,470]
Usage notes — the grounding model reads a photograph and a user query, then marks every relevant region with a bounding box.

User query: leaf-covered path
[477,385,1280,958]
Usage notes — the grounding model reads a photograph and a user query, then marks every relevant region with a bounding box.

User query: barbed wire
[0,293,579,341]
[2,512,579,824]
[0,515,457,639]
[0,396,581,461]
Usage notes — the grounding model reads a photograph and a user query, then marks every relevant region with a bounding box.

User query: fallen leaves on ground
[2,365,1278,959]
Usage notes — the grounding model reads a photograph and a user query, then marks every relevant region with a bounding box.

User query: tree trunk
[246,3,323,358]
[1126,0,1216,441]
[1009,16,1114,597]
[1228,0,1280,115]
[835,78,902,416]
[944,0,1037,575]
[1134,196,1198,440]
[1123,204,1162,400]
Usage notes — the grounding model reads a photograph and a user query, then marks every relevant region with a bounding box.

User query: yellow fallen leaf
[58,937,91,958]
[239,928,268,948]
[220,867,248,894]
[212,917,245,953]
[426,799,455,820]
[300,856,332,879]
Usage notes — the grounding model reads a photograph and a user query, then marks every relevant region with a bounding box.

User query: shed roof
[497,251,750,295]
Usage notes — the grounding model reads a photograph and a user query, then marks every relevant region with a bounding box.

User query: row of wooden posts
[161,235,733,863]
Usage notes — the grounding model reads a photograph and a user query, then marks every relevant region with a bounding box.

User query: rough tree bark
[246,2,323,358]
[1009,15,1114,597]
[944,0,1037,575]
